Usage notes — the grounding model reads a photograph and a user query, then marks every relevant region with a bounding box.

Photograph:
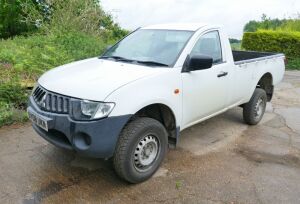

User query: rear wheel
[243,88,267,125]
[113,117,168,183]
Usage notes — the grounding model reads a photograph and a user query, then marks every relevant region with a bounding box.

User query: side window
[191,31,223,64]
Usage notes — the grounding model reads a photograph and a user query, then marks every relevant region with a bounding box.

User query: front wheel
[243,88,267,125]
[113,117,168,183]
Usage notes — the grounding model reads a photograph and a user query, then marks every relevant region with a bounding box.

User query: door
[182,30,231,127]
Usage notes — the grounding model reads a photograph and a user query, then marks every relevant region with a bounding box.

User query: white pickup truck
[28,23,285,183]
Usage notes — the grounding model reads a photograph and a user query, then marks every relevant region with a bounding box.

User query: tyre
[243,88,267,125]
[113,117,168,183]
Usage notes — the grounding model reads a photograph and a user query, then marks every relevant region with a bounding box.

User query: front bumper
[28,96,131,158]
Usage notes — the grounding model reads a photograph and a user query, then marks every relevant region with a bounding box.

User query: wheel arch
[130,103,179,147]
[256,72,273,101]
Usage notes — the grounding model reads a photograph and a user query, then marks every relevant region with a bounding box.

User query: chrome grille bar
[32,86,70,114]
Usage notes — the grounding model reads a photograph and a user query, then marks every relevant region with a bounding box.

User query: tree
[23,0,128,39]
[243,14,287,32]
[0,0,33,38]
[0,0,128,40]
[243,20,260,32]
[229,38,241,43]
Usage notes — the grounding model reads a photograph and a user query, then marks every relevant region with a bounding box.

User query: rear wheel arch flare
[257,72,273,101]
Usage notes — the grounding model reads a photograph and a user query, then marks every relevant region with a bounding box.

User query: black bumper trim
[28,96,132,158]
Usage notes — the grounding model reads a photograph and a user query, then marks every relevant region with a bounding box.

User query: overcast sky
[101,0,299,39]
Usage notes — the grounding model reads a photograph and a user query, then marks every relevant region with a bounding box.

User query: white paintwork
[38,24,285,131]
[38,58,163,101]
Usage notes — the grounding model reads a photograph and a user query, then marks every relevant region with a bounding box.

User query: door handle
[217,71,228,78]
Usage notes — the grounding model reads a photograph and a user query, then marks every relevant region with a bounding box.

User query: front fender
[105,68,182,127]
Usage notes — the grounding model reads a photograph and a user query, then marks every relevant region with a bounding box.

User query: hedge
[241,30,300,58]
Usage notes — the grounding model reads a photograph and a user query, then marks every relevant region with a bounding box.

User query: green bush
[0,31,113,127]
[0,0,127,127]
[0,67,29,127]
[242,30,300,57]
[241,30,300,69]
[0,101,28,127]
[0,81,28,107]
[0,0,37,38]
[286,58,300,70]
[0,32,107,80]
[0,102,14,126]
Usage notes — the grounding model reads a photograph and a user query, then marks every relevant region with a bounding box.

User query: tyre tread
[243,88,267,125]
[113,117,167,183]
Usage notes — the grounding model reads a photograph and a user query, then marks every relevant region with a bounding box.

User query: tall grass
[0,32,107,81]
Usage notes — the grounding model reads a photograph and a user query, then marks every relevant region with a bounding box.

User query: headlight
[71,100,115,121]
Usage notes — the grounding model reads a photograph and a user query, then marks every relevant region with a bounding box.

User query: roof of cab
[141,23,208,31]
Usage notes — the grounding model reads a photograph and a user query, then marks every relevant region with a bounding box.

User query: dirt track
[1,71,300,204]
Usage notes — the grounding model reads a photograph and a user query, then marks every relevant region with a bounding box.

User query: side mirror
[182,55,213,72]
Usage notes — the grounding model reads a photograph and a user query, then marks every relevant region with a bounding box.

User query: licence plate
[28,110,48,131]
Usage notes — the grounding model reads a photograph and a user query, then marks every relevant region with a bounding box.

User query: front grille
[32,85,70,114]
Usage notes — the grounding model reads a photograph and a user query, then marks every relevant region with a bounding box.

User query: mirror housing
[182,55,213,72]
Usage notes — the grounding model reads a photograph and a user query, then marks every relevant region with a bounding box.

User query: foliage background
[243,14,300,33]
[0,0,35,38]
[242,30,300,69]
[0,0,128,127]
[242,14,300,69]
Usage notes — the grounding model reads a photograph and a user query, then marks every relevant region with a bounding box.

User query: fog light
[74,132,91,150]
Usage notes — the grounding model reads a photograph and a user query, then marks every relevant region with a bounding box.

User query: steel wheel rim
[133,134,160,172]
[254,97,265,119]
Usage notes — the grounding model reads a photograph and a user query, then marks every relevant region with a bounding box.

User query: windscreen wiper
[100,56,169,67]
[135,60,169,67]
[100,56,133,62]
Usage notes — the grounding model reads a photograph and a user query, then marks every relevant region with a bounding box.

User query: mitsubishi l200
[28,24,285,183]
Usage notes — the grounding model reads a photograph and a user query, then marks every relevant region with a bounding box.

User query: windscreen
[103,29,194,66]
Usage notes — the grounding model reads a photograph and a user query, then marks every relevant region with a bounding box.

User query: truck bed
[233,50,284,65]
